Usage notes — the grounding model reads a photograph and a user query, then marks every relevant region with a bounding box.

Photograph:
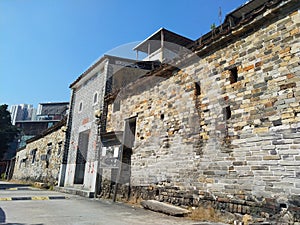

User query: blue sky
[0,0,246,107]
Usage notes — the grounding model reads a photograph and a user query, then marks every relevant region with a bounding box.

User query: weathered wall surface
[65,56,147,192]
[13,124,66,185]
[106,5,300,220]
[64,59,109,190]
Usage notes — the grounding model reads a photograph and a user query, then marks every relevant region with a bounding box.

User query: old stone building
[100,0,300,222]
[96,29,194,200]
[59,54,160,196]
[13,119,66,185]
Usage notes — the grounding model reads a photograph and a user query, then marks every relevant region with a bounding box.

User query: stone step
[54,186,94,198]
[141,200,191,216]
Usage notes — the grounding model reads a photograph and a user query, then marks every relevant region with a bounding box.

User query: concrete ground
[0,181,229,225]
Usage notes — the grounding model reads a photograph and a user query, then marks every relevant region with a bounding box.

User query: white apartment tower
[9,104,35,125]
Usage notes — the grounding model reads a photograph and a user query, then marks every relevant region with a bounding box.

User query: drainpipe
[94,110,102,197]
[58,89,75,187]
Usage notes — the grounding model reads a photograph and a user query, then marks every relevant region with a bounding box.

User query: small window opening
[160,114,165,120]
[79,102,83,112]
[113,99,120,112]
[224,106,231,120]
[46,143,52,168]
[47,143,52,157]
[57,142,62,155]
[93,93,98,104]
[229,67,238,84]
[156,189,159,196]
[280,203,288,209]
[31,149,37,164]
[195,82,201,96]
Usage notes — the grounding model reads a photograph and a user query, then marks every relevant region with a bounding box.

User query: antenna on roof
[219,7,222,25]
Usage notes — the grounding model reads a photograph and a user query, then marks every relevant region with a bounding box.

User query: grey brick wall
[105,3,300,220]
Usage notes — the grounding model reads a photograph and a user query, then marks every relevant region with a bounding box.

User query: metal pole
[113,144,124,202]
[148,43,151,57]
[161,29,164,62]
[94,117,102,197]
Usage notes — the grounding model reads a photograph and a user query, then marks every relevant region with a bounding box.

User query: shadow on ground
[0,224,43,225]
[0,182,30,190]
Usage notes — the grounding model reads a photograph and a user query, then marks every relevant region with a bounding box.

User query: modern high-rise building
[9,102,69,148]
[36,102,69,121]
[27,107,37,121]
[9,104,35,125]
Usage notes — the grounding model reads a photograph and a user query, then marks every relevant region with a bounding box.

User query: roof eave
[133,27,164,51]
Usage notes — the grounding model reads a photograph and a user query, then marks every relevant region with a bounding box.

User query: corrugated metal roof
[133,28,194,53]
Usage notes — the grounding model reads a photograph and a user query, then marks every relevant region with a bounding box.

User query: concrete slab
[141,200,191,216]
[54,186,94,198]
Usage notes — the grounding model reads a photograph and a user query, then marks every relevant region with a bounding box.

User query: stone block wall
[64,58,109,190]
[105,3,300,221]
[13,122,66,186]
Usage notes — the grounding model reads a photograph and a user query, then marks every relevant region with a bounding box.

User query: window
[93,92,98,104]
[46,143,52,168]
[79,101,83,112]
[224,106,232,120]
[113,99,120,112]
[20,157,27,168]
[57,142,62,155]
[47,143,52,158]
[195,82,201,96]
[47,122,54,128]
[31,149,37,164]
[229,67,238,84]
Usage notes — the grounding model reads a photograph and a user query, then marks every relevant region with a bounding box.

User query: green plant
[1,173,6,180]
[210,23,216,30]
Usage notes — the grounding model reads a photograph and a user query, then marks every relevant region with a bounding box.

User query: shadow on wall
[0,207,43,225]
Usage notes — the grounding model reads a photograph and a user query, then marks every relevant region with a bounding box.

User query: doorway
[74,130,89,184]
[118,117,136,199]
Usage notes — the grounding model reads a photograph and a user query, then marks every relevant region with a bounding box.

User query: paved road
[0,181,228,225]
